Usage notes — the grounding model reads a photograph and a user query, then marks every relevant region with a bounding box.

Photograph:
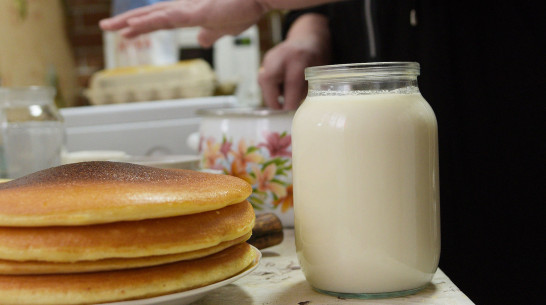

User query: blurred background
[0,0,285,108]
[0,0,288,158]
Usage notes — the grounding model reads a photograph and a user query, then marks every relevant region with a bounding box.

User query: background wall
[0,0,78,107]
[65,0,112,106]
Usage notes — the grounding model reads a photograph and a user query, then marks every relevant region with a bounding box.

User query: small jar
[292,62,440,298]
[0,86,65,179]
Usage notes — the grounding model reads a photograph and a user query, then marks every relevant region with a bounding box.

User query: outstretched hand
[100,0,269,47]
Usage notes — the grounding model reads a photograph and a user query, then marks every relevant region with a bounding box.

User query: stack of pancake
[0,161,257,304]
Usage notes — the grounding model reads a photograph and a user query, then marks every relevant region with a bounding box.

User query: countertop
[194,229,475,305]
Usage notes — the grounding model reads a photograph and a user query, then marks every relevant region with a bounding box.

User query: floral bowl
[195,107,295,227]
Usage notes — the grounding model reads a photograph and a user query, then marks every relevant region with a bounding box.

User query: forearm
[286,13,332,64]
[287,13,330,44]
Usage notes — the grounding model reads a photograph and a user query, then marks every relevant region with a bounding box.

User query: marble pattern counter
[194,229,475,304]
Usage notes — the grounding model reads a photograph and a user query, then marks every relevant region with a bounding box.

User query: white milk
[292,93,440,295]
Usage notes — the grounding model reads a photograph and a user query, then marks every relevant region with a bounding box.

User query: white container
[60,96,236,157]
[195,107,295,227]
[292,62,440,298]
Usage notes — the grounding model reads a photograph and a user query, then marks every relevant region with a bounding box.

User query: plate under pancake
[0,243,258,305]
[0,161,252,226]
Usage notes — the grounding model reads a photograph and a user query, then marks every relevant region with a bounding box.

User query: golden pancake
[0,231,251,275]
[0,161,252,226]
[0,201,255,262]
[0,242,258,305]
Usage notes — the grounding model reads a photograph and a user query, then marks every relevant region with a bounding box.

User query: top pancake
[0,161,252,226]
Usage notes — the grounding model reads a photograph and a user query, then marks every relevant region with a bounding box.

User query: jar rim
[0,86,57,107]
[196,107,295,117]
[305,62,420,80]
[0,86,56,94]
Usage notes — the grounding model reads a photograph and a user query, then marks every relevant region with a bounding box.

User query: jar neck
[305,62,421,96]
[0,86,56,107]
[307,77,419,96]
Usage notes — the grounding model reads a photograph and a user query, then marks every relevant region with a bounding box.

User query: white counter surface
[194,229,474,305]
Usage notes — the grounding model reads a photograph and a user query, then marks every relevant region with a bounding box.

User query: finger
[197,28,225,48]
[100,3,169,31]
[259,46,293,109]
[282,62,307,110]
[259,67,283,110]
[123,10,176,37]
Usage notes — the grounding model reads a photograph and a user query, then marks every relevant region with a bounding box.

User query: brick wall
[64,0,112,106]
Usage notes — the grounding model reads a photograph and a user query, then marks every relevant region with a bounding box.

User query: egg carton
[85,59,216,105]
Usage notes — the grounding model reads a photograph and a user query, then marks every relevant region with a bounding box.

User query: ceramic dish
[62,151,199,170]
[124,155,200,170]
[100,245,261,305]
[61,150,131,164]
[193,107,295,227]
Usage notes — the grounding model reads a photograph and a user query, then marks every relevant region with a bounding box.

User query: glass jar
[0,86,65,179]
[292,62,440,299]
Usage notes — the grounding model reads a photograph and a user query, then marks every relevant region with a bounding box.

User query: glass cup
[0,86,65,179]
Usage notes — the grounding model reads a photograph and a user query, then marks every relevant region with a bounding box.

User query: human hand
[258,13,331,110]
[99,0,269,47]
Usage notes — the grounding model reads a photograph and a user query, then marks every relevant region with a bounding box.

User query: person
[101,1,542,303]
[99,0,334,47]
[99,0,335,109]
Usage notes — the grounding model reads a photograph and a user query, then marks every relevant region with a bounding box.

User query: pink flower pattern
[220,140,232,158]
[258,131,292,158]
[200,131,292,213]
[231,139,263,170]
[202,138,223,170]
[252,163,286,198]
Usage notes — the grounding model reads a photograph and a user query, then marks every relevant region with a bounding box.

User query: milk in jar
[292,62,440,299]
